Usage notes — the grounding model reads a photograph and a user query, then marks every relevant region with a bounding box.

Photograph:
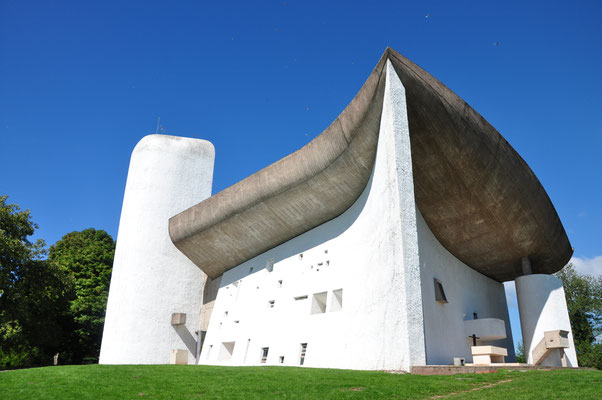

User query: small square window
[219,341,235,361]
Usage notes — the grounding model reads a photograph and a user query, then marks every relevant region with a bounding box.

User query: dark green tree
[556,263,602,369]
[0,195,72,368]
[48,229,115,363]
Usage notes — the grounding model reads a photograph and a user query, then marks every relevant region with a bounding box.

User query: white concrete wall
[99,134,214,365]
[516,274,578,366]
[198,61,426,371]
[416,213,516,365]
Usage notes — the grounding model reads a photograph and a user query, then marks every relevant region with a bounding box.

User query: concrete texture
[169,47,572,283]
[515,274,578,367]
[197,63,425,371]
[99,134,214,365]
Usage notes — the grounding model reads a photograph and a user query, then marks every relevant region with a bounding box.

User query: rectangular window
[299,343,307,365]
[330,288,343,312]
[311,292,327,314]
[278,280,283,287]
[434,279,448,303]
[279,356,285,364]
[294,295,308,301]
[261,347,269,363]
[268,300,275,308]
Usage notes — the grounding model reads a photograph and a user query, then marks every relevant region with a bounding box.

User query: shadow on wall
[173,325,197,355]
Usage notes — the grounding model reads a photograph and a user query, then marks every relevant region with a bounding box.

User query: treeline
[0,195,114,369]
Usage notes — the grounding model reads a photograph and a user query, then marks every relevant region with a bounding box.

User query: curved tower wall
[99,134,214,364]
[515,274,578,366]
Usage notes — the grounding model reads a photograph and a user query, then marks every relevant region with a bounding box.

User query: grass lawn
[0,365,600,399]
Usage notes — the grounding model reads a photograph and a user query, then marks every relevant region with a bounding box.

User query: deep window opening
[261,347,269,363]
[434,279,448,303]
[311,292,327,314]
[330,288,343,312]
[299,343,307,365]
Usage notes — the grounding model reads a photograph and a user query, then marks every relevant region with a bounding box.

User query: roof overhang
[169,48,572,282]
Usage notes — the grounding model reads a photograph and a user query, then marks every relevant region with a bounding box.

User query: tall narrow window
[261,347,269,363]
[434,279,448,303]
[299,343,307,365]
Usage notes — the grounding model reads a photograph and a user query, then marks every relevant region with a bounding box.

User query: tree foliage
[556,263,602,369]
[0,195,72,368]
[515,341,526,363]
[49,229,115,363]
[0,195,115,368]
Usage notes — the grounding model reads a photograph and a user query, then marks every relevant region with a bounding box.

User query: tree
[0,195,72,368]
[556,264,602,369]
[516,341,526,364]
[48,229,115,363]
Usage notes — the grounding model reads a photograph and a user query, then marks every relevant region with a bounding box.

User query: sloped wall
[198,62,426,371]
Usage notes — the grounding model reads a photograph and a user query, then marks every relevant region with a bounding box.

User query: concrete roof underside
[169,48,572,282]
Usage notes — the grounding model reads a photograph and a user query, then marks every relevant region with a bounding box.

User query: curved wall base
[516,274,578,367]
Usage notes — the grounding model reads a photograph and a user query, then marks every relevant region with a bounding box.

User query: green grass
[0,365,600,399]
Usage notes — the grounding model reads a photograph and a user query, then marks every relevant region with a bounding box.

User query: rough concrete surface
[169,48,572,283]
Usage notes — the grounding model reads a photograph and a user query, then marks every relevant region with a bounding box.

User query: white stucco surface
[198,62,426,371]
[416,211,516,365]
[99,134,214,365]
[515,274,578,366]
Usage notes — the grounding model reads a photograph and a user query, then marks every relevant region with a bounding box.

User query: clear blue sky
[1,0,601,350]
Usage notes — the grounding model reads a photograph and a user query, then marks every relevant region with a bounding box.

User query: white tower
[99,134,214,364]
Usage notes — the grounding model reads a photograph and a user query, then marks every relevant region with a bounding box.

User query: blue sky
[1,0,601,351]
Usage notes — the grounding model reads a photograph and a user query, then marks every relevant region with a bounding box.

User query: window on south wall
[311,292,327,314]
[434,279,448,303]
[299,343,307,365]
[261,347,269,363]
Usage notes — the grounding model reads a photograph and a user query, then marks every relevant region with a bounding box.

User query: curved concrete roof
[169,48,572,282]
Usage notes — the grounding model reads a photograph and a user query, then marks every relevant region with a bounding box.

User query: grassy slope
[0,365,600,399]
